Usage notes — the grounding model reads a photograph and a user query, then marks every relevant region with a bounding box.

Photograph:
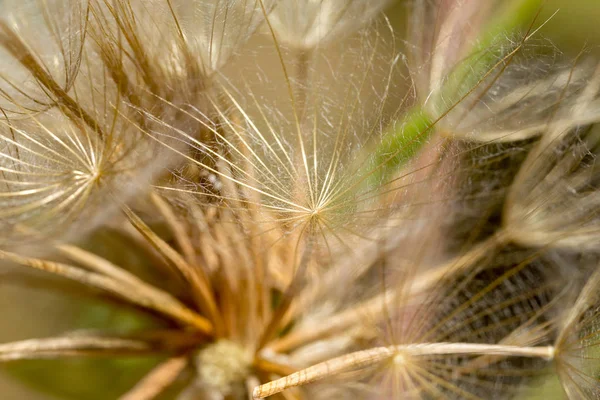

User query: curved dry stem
[0,250,212,334]
[122,205,222,335]
[149,191,197,266]
[0,336,151,361]
[253,343,555,398]
[119,356,189,400]
[257,232,313,350]
[57,243,153,288]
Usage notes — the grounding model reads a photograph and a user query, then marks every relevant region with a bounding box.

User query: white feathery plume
[554,262,600,398]
[0,0,279,246]
[268,0,391,50]
[504,63,600,250]
[0,0,89,116]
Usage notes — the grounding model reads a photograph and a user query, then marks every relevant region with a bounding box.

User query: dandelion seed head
[152,21,412,258]
[317,241,563,400]
[0,0,280,246]
[0,107,161,245]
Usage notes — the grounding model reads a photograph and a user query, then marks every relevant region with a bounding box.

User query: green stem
[369,0,543,184]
